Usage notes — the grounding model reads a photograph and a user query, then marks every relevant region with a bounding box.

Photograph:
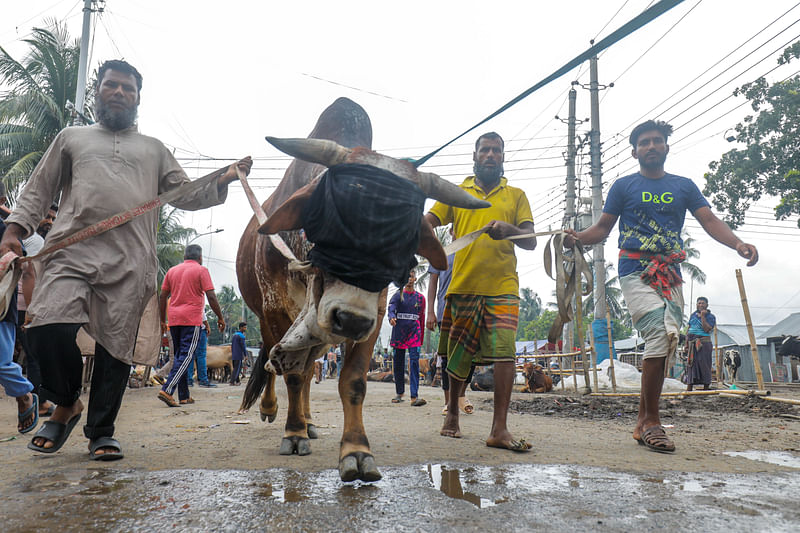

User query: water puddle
[5,464,800,532]
[723,450,800,469]
[425,464,499,508]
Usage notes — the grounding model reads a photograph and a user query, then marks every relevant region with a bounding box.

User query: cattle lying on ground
[724,349,741,381]
[366,371,394,382]
[470,366,495,392]
[521,362,553,393]
[236,97,487,482]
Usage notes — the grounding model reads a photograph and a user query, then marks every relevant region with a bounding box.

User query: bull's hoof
[279,436,312,456]
[307,423,319,439]
[338,452,382,483]
[260,409,277,423]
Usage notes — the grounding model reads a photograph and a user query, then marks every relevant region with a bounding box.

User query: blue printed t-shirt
[687,310,716,337]
[603,172,709,277]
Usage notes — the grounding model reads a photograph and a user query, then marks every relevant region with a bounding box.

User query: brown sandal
[179,397,195,405]
[636,425,676,453]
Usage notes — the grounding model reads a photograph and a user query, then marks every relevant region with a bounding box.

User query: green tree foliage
[205,284,261,346]
[0,22,83,193]
[680,231,706,285]
[516,287,542,340]
[156,207,196,286]
[521,309,559,341]
[704,41,800,228]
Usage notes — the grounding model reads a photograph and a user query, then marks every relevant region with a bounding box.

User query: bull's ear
[258,179,319,235]
[417,217,447,270]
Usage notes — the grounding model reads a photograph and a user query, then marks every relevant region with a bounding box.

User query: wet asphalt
[4,461,800,532]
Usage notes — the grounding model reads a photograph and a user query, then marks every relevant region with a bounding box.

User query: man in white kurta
[0,60,251,459]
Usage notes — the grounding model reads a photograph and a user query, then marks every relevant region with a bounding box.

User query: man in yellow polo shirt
[424,132,536,452]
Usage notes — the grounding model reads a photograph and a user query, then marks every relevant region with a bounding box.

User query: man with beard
[425,132,536,451]
[0,59,252,460]
[565,120,757,453]
[36,203,57,239]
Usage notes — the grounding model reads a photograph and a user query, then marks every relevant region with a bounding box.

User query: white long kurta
[7,123,227,364]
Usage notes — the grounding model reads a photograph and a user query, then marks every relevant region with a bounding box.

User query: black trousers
[27,323,131,440]
[17,311,43,395]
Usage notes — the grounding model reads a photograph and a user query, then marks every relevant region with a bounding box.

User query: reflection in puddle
[680,480,704,492]
[723,451,800,469]
[426,464,499,508]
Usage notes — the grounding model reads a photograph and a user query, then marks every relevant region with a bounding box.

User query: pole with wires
[74,0,94,125]
[589,53,607,320]
[561,87,579,353]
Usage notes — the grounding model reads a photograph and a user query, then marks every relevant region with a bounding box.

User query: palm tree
[681,231,707,285]
[0,22,83,194]
[156,206,196,285]
[579,262,630,325]
[519,287,542,322]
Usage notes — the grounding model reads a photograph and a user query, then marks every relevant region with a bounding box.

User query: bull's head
[260,137,489,375]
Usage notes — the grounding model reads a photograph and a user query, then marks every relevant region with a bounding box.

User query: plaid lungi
[440,294,519,380]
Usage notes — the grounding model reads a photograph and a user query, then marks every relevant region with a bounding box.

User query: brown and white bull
[236,97,487,482]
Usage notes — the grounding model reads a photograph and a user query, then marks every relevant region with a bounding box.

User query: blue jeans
[186,329,208,385]
[393,346,420,398]
[0,321,32,398]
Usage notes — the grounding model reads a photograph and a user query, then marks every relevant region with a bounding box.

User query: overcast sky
[3,1,800,342]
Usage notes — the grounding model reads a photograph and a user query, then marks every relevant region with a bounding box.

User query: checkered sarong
[440,294,519,380]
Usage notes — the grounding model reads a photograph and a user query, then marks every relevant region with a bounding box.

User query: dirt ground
[1,376,799,485]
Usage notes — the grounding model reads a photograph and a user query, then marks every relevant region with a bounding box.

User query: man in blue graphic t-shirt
[566,119,758,454]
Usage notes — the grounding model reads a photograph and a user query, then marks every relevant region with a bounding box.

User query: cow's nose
[331,310,374,339]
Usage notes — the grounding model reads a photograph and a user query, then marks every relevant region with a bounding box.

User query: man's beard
[474,161,504,187]
[639,151,666,170]
[96,99,137,131]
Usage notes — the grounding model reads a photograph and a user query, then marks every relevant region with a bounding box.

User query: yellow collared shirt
[429,176,533,297]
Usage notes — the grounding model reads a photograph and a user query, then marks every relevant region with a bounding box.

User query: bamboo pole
[590,389,768,398]
[760,396,800,406]
[575,275,591,393]
[605,310,617,393]
[587,324,599,392]
[714,325,722,386]
[559,355,565,391]
[735,269,764,390]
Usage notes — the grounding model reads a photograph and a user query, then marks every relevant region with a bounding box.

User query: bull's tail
[240,345,269,411]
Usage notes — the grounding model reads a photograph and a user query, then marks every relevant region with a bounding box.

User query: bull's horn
[265,137,351,167]
[416,172,491,209]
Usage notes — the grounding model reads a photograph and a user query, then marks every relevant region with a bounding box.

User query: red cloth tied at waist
[619,249,687,300]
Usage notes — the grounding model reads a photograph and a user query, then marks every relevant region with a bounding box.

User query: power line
[601,3,800,157]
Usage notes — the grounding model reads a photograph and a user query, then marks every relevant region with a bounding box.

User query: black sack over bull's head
[257,137,489,375]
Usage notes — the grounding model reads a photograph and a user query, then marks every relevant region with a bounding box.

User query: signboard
[769,362,789,383]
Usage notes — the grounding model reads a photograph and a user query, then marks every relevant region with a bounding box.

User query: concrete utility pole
[74,0,95,123]
[565,86,578,225]
[588,54,606,319]
[562,86,578,350]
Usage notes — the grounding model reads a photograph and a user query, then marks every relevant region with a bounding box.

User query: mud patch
[502,394,800,422]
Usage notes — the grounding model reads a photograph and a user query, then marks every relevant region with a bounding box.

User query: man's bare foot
[440,413,461,438]
[39,400,55,417]
[16,393,36,433]
[486,430,532,451]
[32,400,83,449]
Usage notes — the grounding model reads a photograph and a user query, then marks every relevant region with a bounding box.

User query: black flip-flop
[18,393,39,434]
[89,436,124,461]
[27,413,81,453]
